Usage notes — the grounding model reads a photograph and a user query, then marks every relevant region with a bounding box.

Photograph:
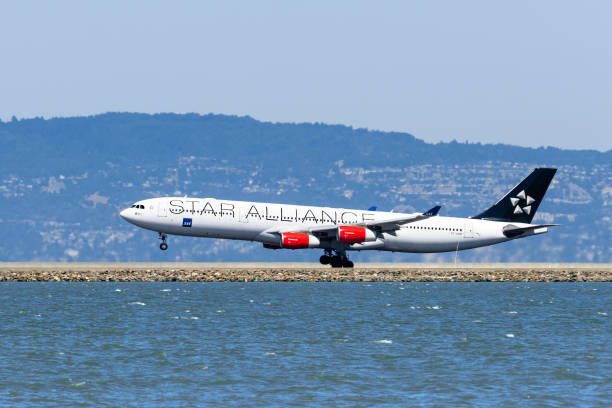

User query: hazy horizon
[1,1,611,151]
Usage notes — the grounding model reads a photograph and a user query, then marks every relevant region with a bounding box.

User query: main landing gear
[159,233,168,251]
[319,249,354,268]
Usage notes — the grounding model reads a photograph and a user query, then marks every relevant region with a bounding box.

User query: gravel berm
[0,263,610,282]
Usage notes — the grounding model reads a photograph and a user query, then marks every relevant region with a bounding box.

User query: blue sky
[1,1,610,151]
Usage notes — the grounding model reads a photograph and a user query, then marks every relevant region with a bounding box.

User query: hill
[0,113,610,262]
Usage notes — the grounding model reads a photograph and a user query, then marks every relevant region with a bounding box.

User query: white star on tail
[511,190,535,215]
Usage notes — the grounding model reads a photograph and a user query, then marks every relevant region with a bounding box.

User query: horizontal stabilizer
[502,224,560,238]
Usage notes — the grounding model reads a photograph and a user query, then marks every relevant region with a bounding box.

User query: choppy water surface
[0,283,610,407]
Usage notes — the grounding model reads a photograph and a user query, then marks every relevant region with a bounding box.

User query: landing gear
[159,233,168,251]
[330,256,342,268]
[319,249,332,265]
[330,256,353,268]
[320,249,353,268]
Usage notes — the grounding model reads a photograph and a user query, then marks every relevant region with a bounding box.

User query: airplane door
[463,221,473,238]
[157,200,167,217]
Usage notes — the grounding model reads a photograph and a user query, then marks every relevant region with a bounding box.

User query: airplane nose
[120,208,131,221]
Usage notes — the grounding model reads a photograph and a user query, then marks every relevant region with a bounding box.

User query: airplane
[120,168,558,267]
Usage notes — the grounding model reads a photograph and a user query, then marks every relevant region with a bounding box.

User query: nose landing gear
[159,233,168,250]
[320,249,353,268]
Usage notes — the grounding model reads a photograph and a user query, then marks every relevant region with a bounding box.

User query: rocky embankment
[0,263,610,282]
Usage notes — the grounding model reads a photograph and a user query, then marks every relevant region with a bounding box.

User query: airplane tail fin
[472,168,556,224]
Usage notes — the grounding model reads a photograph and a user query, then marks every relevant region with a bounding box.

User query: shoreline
[1,263,610,282]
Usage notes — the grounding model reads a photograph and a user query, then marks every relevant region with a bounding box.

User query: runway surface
[0,263,610,281]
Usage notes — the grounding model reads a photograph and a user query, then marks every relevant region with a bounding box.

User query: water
[0,283,610,407]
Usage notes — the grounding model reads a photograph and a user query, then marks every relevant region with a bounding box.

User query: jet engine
[336,226,377,244]
[281,232,321,249]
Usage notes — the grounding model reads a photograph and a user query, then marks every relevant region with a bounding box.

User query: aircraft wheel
[342,260,354,268]
[320,255,331,265]
[160,242,168,251]
[330,256,342,268]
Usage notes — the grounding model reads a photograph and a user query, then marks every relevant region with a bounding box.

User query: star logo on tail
[510,190,536,215]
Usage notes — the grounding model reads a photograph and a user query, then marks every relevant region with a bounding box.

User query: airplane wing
[366,206,441,232]
[266,206,441,236]
[363,213,428,232]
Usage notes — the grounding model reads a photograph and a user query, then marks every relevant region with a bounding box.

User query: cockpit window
[139,205,144,209]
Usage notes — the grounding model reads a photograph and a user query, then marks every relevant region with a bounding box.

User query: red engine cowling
[336,226,377,244]
[281,233,321,249]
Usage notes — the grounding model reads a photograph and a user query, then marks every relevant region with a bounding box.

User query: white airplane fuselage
[120,197,547,254]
